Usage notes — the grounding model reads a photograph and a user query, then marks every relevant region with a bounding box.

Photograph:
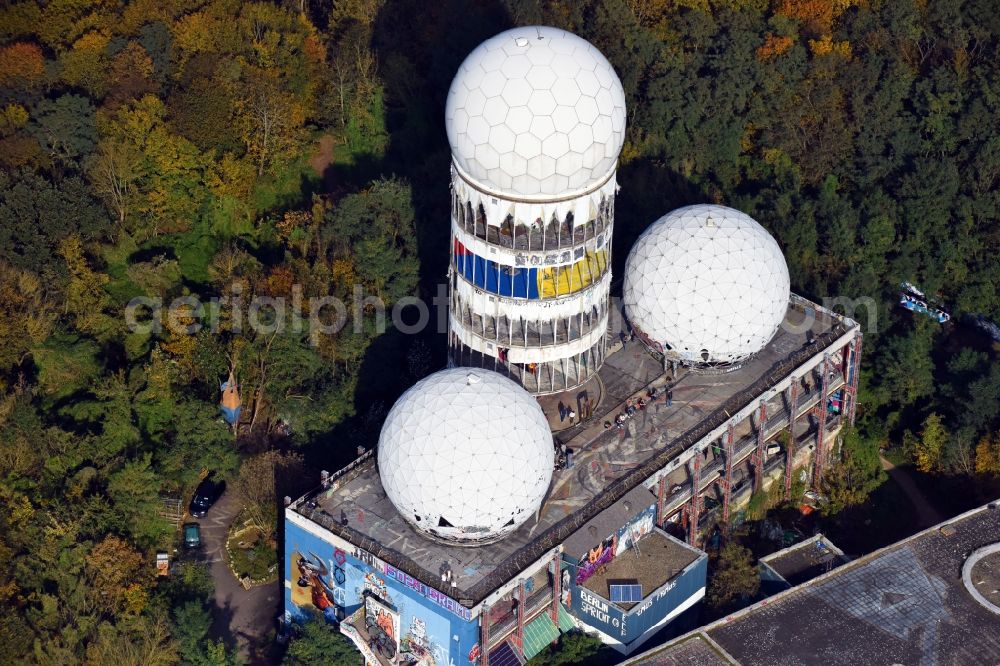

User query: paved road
[199,487,280,664]
[880,455,945,529]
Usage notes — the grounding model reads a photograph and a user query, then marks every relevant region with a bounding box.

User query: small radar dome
[623,204,790,366]
[377,368,554,544]
[445,26,626,199]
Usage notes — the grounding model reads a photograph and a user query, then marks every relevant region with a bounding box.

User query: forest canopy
[1,0,999,662]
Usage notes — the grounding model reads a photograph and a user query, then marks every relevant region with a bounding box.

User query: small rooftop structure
[579,530,700,611]
[759,534,848,589]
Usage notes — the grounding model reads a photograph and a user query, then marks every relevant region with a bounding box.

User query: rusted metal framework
[753,400,768,491]
[550,552,561,625]
[784,378,799,500]
[481,603,491,666]
[721,424,735,526]
[812,354,831,486]
[515,578,526,653]
[687,454,702,546]
[846,333,863,426]
[657,475,668,527]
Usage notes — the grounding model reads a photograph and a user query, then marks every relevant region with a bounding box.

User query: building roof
[627,634,737,665]
[626,501,1000,666]
[759,534,847,587]
[562,485,660,558]
[577,529,701,610]
[292,299,850,606]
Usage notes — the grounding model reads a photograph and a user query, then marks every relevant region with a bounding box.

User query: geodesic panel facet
[377,368,554,543]
[445,27,626,199]
[622,205,791,365]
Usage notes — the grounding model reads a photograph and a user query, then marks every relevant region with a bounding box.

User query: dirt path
[879,455,946,529]
[201,488,280,664]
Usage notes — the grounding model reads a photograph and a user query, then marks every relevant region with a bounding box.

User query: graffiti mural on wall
[285,519,481,665]
[576,535,616,585]
[290,551,340,622]
[364,594,400,661]
[575,503,658,585]
[560,568,573,607]
[615,505,656,557]
[453,238,608,299]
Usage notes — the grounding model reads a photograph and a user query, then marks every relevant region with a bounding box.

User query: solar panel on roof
[609,584,643,603]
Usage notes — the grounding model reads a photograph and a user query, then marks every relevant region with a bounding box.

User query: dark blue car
[189,474,225,518]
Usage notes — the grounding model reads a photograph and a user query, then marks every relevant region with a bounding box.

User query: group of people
[605,385,674,431]
[553,442,573,470]
[557,402,577,424]
[558,398,595,424]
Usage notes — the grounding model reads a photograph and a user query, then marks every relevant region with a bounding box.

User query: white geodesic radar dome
[445,26,626,199]
[623,205,790,365]
[377,368,554,544]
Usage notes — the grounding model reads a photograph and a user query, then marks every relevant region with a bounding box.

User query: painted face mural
[292,551,339,622]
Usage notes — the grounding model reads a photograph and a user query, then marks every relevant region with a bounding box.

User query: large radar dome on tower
[377,368,554,545]
[623,204,790,366]
[445,26,626,199]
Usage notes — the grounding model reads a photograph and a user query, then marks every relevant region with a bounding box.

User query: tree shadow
[612,159,709,283]
[302,0,512,463]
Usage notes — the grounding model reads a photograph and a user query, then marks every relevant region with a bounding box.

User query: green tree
[871,324,936,414]
[283,614,361,665]
[31,332,102,399]
[822,427,886,514]
[320,178,419,302]
[28,94,98,166]
[103,95,213,236]
[172,600,240,666]
[106,454,169,548]
[707,543,760,611]
[0,170,107,271]
[915,413,948,473]
[525,630,610,666]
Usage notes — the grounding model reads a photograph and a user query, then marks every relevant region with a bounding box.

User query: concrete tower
[444,26,626,394]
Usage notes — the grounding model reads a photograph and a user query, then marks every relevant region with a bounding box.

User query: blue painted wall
[285,517,481,666]
[562,554,706,648]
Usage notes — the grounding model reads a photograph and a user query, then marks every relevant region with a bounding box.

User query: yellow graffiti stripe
[537,249,608,298]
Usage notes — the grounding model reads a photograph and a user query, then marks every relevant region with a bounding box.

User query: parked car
[189,473,225,518]
[183,522,202,549]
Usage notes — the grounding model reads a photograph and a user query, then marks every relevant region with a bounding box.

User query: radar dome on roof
[623,205,790,365]
[445,26,626,200]
[377,368,553,545]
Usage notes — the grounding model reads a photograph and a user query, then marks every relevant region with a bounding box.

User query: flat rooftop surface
[761,537,846,586]
[626,634,736,665]
[580,530,700,610]
[971,552,1000,608]
[633,503,1000,665]
[294,300,846,603]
